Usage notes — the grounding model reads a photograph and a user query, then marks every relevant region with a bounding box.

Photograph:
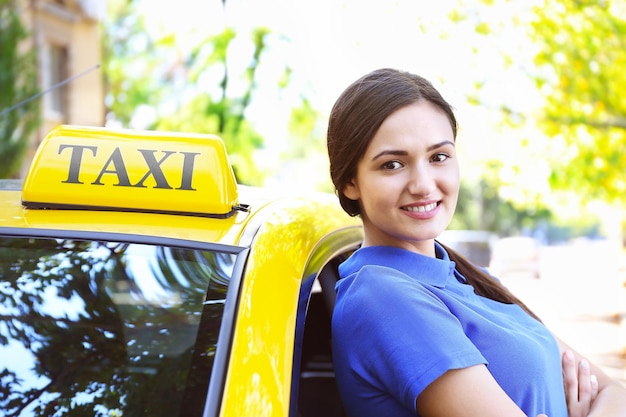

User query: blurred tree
[103,0,293,185]
[529,0,626,204]
[104,0,164,128]
[446,0,622,238]
[442,0,559,234]
[154,27,280,184]
[451,175,552,235]
[270,97,334,191]
[0,0,41,178]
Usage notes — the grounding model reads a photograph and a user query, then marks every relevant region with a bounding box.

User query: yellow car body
[0,125,362,416]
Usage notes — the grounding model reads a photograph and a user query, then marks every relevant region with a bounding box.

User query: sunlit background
[3,0,625,382]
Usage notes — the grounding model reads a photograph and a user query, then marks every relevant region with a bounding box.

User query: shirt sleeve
[333,264,487,411]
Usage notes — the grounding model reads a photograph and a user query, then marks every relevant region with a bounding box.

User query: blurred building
[19,0,106,176]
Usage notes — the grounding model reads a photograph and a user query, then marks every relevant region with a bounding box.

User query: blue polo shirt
[332,243,567,417]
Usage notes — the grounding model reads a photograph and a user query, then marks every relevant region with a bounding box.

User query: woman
[327,68,626,417]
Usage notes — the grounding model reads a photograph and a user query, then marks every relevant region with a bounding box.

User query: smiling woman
[342,101,459,256]
[326,68,626,417]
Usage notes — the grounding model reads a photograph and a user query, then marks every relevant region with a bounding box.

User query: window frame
[41,41,70,122]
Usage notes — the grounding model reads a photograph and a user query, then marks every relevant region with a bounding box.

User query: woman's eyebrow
[371,150,407,161]
[427,140,455,151]
[371,140,455,161]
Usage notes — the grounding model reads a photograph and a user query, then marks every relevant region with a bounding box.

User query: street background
[499,240,626,387]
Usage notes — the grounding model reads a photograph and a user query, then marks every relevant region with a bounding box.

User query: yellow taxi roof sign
[22,125,241,218]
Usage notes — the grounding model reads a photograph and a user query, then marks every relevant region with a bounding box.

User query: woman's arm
[415,364,539,417]
[412,337,620,417]
[556,335,626,417]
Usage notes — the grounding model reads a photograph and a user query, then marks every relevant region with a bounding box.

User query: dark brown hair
[327,68,540,320]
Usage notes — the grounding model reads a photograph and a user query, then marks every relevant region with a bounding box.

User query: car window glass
[0,236,236,417]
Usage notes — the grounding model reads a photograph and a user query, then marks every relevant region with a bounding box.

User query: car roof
[0,125,353,248]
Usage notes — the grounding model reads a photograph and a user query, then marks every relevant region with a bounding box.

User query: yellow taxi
[0,125,363,417]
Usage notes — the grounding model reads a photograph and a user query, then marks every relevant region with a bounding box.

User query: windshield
[0,236,239,416]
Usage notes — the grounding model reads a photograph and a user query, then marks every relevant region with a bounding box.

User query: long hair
[327,68,540,321]
[440,243,541,321]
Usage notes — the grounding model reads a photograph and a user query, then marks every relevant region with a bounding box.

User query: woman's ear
[342,179,360,201]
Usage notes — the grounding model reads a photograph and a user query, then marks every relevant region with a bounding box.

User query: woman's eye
[431,153,449,163]
[382,160,403,170]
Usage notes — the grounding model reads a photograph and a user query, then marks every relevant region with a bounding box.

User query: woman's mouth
[402,202,438,213]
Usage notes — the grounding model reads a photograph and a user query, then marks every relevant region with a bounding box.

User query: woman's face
[343,101,460,256]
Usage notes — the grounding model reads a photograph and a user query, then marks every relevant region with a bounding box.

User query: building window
[44,43,68,118]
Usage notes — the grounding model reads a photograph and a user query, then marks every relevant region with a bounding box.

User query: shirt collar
[339,241,457,288]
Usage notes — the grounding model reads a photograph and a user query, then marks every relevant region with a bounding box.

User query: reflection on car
[489,236,542,279]
[0,125,363,417]
[1,238,234,416]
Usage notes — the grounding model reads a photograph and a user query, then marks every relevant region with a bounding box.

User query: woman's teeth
[403,202,437,212]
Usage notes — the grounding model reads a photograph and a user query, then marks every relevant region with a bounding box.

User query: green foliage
[274,98,333,192]
[530,0,626,203]
[104,0,168,127]
[451,176,552,235]
[0,0,41,178]
[447,0,621,237]
[103,1,293,186]
[155,94,264,184]
[286,99,325,158]
[152,27,278,185]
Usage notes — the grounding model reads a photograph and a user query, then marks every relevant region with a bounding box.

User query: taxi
[0,125,363,417]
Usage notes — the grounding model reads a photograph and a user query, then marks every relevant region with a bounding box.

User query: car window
[0,235,239,417]
[294,255,351,417]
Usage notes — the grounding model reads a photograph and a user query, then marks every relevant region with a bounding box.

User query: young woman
[327,68,626,417]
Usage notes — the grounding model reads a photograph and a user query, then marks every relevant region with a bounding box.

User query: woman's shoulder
[335,263,448,319]
[338,263,421,292]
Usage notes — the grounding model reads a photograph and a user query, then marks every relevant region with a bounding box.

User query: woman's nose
[407,165,436,195]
